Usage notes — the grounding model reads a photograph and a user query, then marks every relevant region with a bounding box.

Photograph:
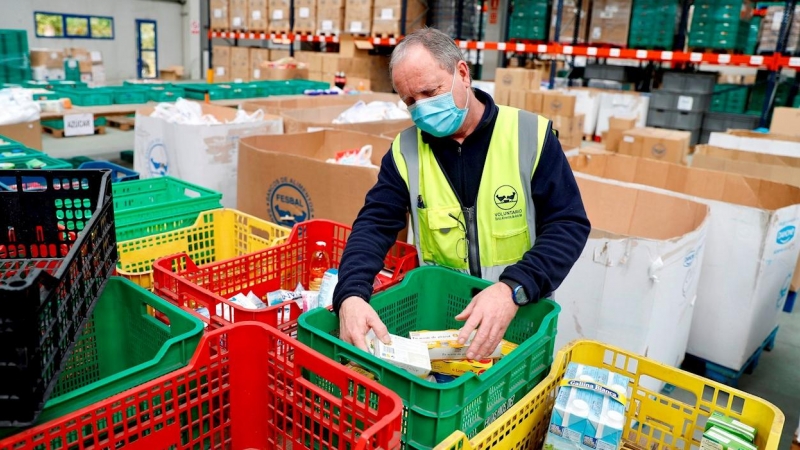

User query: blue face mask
[408,70,470,138]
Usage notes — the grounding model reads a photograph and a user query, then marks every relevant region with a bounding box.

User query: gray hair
[389,28,465,82]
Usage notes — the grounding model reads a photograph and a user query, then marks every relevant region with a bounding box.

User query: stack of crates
[747,75,791,115]
[646,72,716,146]
[710,83,750,113]
[508,0,549,41]
[0,29,30,84]
[429,0,480,40]
[745,15,761,54]
[629,0,679,49]
[688,0,753,52]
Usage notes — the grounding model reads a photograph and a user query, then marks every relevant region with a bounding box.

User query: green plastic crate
[113,86,150,104]
[0,135,28,154]
[0,155,72,170]
[25,277,203,426]
[56,87,115,106]
[25,80,88,90]
[219,83,259,99]
[112,176,223,240]
[297,266,561,450]
[148,86,185,102]
[182,83,231,100]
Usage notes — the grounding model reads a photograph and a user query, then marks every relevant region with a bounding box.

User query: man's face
[392,45,470,110]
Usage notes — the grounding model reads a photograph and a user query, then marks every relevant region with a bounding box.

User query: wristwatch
[500,279,530,306]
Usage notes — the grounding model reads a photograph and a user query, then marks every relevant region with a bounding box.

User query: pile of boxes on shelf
[29,47,105,83]
[210,0,425,37]
[688,0,755,52]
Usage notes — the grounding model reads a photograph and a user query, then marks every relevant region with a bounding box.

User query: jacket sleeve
[500,123,591,301]
[332,148,411,313]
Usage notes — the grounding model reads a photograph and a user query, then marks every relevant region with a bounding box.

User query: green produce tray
[0,154,72,170]
[112,176,223,240]
[297,266,560,450]
[41,116,107,130]
[181,83,231,100]
[28,277,203,426]
[25,80,87,90]
[113,87,150,104]
[56,87,115,106]
[148,86,185,102]
[0,135,29,154]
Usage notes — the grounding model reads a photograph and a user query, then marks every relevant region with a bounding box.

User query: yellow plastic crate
[116,208,291,290]
[435,340,784,450]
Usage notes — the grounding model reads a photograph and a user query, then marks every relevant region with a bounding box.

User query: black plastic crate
[0,170,117,427]
[701,111,760,133]
[661,71,717,94]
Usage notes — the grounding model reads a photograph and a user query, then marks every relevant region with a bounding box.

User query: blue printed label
[267,177,314,227]
[146,140,169,176]
[777,225,796,245]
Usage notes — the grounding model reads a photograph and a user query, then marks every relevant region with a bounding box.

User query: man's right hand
[339,296,391,352]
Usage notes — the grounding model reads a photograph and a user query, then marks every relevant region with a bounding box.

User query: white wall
[0,0,187,82]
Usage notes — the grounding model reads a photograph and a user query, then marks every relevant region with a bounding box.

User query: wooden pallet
[371,32,400,39]
[42,125,106,138]
[681,326,779,387]
[294,29,317,36]
[107,115,135,131]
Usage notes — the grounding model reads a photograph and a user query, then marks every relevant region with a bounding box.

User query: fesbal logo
[777,225,796,245]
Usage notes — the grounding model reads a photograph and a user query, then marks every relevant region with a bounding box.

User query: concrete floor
[738,310,800,450]
[42,126,134,160]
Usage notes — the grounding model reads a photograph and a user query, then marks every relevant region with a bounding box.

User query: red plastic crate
[0,322,404,450]
[152,219,418,332]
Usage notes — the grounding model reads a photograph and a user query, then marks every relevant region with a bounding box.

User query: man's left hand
[455,282,519,360]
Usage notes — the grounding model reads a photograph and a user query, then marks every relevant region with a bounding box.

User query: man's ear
[458,60,471,85]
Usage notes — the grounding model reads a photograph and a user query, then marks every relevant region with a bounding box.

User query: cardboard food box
[595,91,649,136]
[618,127,691,164]
[493,68,541,108]
[242,92,401,115]
[604,116,637,152]
[569,153,800,370]
[30,48,64,70]
[67,47,92,73]
[229,0,249,29]
[555,172,709,370]
[237,130,393,227]
[134,102,283,208]
[559,134,583,151]
[159,66,184,81]
[588,0,632,47]
[551,114,585,138]
[524,91,543,114]
[249,48,271,80]
[212,45,231,82]
[541,91,577,118]
[259,61,309,80]
[692,144,800,292]
[371,0,426,36]
[268,0,291,33]
[248,0,269,31]
[230,47,251,81]
[318,6,346,34]
[279,103,411,136]
[0,120,42,150]
[211,0,230,29]
[294,0,317,32]
[550,0,588,43]
[344,0,373,34]
[708,129,800,158]
[770,107,800,139]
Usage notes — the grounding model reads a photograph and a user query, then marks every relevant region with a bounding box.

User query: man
[332,27,591,360]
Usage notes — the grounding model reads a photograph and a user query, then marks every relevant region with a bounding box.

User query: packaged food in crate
[0,322,404,450]
[435,340,784,450]
[0,170,117,427]
[0,277,203,433]
[152,219,417,333]
[116,208,291,290]
[297,266,561,449]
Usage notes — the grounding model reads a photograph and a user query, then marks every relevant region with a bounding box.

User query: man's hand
[455,282,519,359]
[339,296,391,352]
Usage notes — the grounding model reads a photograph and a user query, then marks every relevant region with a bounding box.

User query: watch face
[513,286,529,306]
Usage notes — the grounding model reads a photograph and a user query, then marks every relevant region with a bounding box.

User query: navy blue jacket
[332,89,590,312]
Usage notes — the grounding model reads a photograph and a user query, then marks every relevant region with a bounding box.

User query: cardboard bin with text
[237,130,392,228]
[279,103,411,136]
[618,127,691,164]
[555,176,709,370]
[569,153,800,370]
[134,102,283,208]
[692,144,800,293]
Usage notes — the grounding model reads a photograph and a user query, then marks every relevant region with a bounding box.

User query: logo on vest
[494,185,518,210]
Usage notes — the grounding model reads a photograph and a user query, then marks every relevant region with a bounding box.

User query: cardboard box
[588,0,632,46]
[159,66,184,80]
[212,45,231,82]
[770,107,800,138]
[249,48,271,80]
[558,133,583,151]
[541,91,577,118]
[279,103,411,135]
[134,102,283,208]
[569,153,800,370]
[67,48,92,73]
[371,0,426,36]
[692,145,800,292]
[294,0,317,32]
[595,91,649,136]
[269,49,291,61]
[230,47,250,81]
[248,0,269,31]
[555,174,709,369]
[259,62,309,80]
[229,0,248,29]
[524,91,543,114]
[30,49,64,70]
[344,0,373,34]
[551,114,585,138]
[604,116,637,152]
[211,0,229,29]
[269,2,291,33]
[0,120,42,150]
[318,6,345,34]
[242,92,400,115]
[619,127,691,164]
[708,130,800,158]
[551,0,588,43]
[493,68,541,108]
[237,130,393,227]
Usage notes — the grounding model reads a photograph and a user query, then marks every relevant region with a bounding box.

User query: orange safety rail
[0,322,404,450]
[152,219,418,333]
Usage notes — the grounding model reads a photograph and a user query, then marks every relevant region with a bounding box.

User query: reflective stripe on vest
[392,106,548,282]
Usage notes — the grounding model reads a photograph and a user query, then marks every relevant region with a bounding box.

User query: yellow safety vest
[391,105,549,281]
